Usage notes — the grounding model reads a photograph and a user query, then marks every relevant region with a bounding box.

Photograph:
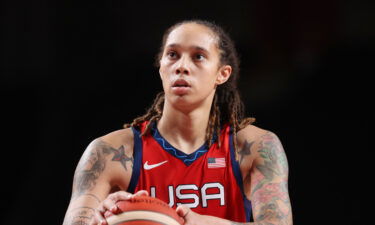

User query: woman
[63,20,292,225]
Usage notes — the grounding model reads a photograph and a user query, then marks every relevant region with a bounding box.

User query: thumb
[133,190,149,197]
[176,205,191,219]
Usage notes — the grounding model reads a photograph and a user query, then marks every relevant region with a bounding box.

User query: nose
[175,55,190,75]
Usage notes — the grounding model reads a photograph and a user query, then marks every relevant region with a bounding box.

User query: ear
[216,65,232,85]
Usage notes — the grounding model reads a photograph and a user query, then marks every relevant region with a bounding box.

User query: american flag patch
[207,157,226,168]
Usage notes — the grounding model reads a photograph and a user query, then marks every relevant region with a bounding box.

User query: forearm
[231,220,292,225]
[63,205,95,225]
[226,219,291,225]
[195,215,291,225]
[63,193,103,225]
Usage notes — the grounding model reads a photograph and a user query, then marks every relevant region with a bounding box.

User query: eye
[166,51,178,59]
[194,54,205,61]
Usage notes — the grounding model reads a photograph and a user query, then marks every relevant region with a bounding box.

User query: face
[159,23,231,111]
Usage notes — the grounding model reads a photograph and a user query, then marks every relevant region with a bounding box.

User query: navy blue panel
[229,129,253,222]
[126,127,142,194]
[151,123,211,166]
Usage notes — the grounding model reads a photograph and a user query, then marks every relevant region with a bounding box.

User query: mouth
[171,79,191,95]
[172,79,191,88]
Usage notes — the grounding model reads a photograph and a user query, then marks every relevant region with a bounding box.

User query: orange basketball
[105,195,184,225]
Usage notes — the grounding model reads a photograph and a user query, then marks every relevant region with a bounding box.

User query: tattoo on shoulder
[73,139,133,197]
[238,140,254,165]
[111,145,133,170]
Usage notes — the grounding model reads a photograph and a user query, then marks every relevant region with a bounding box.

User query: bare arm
[62,138,133,225]
[177,131,292,225]
[246,131,292,225]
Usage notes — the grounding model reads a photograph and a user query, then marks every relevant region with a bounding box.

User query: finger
[104,210,114,218]
[110,191,134,201]
[176,205,190,218]
[92,208,108,225]
[133,190,149,197]
[100,198,117,215]
[89,216,105,225]
[104,192,133,213]
[97,203,106,215]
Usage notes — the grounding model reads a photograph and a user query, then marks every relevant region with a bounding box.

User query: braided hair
[124,20,255,157]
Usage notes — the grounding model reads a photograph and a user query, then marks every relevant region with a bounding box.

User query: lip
[172,79,191,88]
[171,79,191,95]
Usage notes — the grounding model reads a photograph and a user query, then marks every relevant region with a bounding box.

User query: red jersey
[127,122,252,222]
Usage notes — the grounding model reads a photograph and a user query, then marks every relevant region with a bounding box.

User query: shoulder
[78,127,135,168]
[75,127,136,191]
[99,127,135,150]
[235,125,284,169]
[236,124,268,144]
[80,128,135,160]
[236,124,282,147]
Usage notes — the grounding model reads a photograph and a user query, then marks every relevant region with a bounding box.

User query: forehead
[165,23,218,52]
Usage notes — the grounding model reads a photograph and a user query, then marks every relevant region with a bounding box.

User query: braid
[124,91,165,136]
[224,88,255,160]
[205,104,216,147]
[206,93,221,148]
[214,95,221,147]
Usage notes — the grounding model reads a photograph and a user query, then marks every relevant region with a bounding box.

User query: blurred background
[1,0,373,224]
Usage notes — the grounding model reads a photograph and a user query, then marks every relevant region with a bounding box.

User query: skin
[62,23,292,225]
[157,23,231,153]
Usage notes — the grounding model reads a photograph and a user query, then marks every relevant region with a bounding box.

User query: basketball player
[63,20,293,225]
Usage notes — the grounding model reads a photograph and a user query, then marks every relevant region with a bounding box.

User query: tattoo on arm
[252,133,288,194]
[81,193,101,204]
[71,222,89,225]
[230,222,275,225]
[251,132,292,225]
[72,139,133,198]
[239,140,254,165]
[64,206,95,225]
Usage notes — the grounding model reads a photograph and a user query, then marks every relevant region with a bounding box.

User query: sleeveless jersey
[127,121,252,222]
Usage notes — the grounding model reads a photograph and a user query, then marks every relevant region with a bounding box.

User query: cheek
[204,68,220,84]
[197,75,218,92]
[159,64,168,79]
[159,68,170,88]
[159,60,173,77]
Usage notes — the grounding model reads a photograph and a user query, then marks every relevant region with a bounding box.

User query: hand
[90,190,149,225]
[176,205,206,225]
[176,206,231,225]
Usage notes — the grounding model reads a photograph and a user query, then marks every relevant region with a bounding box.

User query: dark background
[1,0,373,224]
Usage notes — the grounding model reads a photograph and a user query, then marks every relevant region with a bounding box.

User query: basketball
[105,195,184,225]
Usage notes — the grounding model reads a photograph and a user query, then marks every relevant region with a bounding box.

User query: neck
[157,97,213,154]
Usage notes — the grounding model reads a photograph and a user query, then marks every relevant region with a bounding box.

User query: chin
[170,94,212,112]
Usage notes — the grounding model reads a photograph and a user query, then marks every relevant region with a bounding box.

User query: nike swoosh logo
[144,160,168,170]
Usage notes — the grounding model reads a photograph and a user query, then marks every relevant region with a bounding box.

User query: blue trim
[127,127,142,194]
[229,128,253,222]
[151,122,211,166]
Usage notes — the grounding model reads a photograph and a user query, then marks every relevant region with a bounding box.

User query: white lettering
[168,185,174,207]
[201,183,225,207]
[150,182,225,208]
[176,184,199,208]
[150,186,175,207]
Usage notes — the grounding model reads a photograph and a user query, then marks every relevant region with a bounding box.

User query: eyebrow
[166,44,209,54]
